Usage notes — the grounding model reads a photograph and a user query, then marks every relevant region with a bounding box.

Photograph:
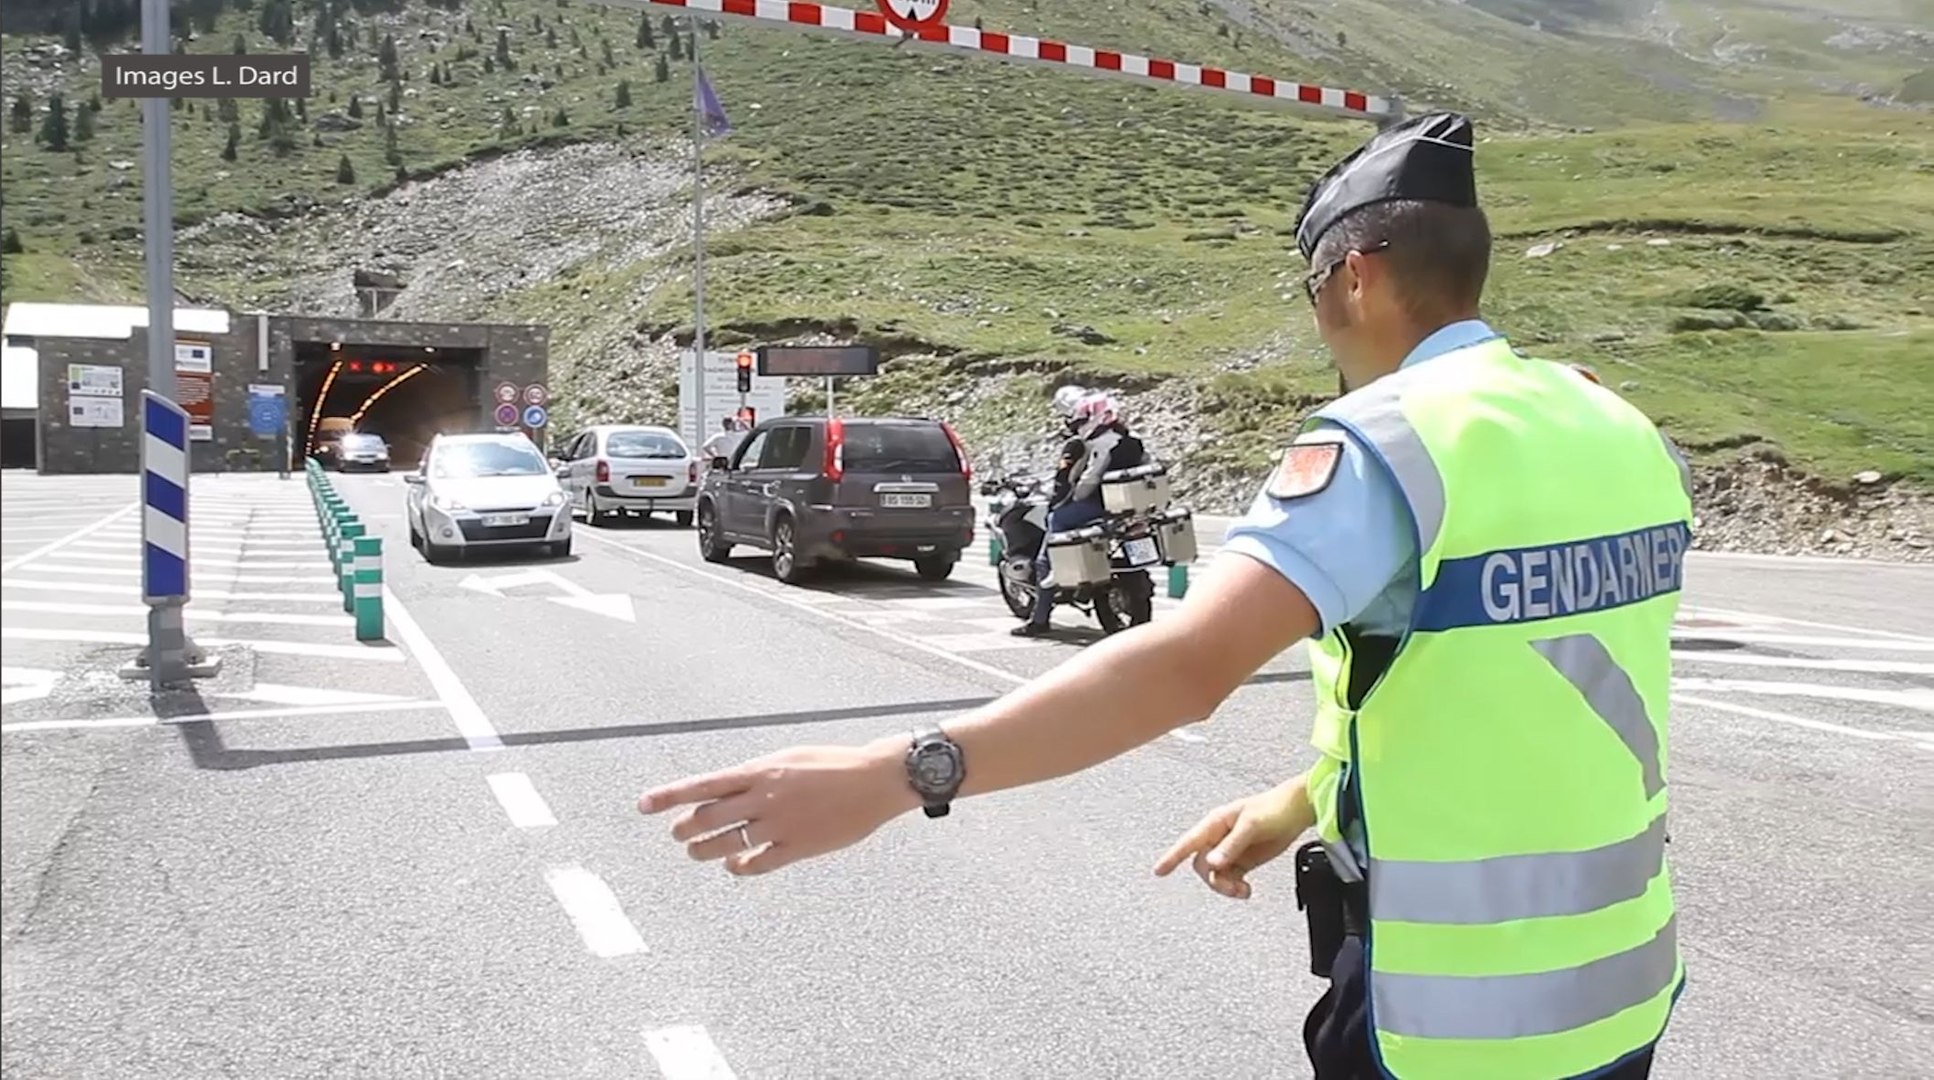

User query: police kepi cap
[1294,111,1478,262]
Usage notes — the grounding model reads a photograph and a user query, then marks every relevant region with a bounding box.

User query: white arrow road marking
[1676,694,1934,748]
[211,683,419,707]
[1672,651,1934,676]
[1673,677,1934,712]
[1671,631,1934,653]
[458,569,635,622]
[0,667,60,707]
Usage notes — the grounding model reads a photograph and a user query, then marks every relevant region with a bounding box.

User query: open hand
[1152,777,1314,900]
[637,741,914,877]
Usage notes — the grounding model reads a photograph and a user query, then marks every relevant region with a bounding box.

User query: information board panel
[756,345,879,378]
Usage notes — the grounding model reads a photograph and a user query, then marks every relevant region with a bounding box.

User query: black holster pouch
[1294,841,1348,979]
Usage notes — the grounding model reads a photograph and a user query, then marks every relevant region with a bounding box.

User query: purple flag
[694,65,732,139]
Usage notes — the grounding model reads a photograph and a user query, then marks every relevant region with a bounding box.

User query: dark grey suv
[695,416,976,583]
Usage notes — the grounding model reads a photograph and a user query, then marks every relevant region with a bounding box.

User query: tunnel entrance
[294,342,483,468]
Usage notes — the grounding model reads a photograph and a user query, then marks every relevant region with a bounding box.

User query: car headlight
[542,490,565,507]
[432,493,466,512]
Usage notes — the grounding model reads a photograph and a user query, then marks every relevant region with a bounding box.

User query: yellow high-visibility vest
[1304,337,1693,1078]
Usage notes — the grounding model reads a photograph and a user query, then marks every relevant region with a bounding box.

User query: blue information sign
[247,384,287,438]
[522,404,548,429]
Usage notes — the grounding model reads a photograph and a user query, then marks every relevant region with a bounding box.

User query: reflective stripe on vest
[1304,339,1693,1079]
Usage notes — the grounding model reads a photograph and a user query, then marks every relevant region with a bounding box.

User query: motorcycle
[981,471,1185,636]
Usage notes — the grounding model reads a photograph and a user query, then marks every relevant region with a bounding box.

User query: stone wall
[34,316,280,476]
[32,313,549,475]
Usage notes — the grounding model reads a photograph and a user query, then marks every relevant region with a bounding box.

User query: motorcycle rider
[1012,392,1147,637]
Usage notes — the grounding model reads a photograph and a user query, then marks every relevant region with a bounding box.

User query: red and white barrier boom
[593,0,1400,125]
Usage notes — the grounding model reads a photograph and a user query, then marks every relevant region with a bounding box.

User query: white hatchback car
[405,432,573,563]
[553,423,698,527]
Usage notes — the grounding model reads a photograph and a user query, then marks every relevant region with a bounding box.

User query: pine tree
[545,26,556,49]
[394,163,407,183]
[232,32,247,53]
[497,105,518,138]
[601,37,615,67]
[295,97,307,120]
[636,11,654,50]
[202,101,214,121]
[552,106,568,128]
[494,29,512,70]
[346,95,362,119]
[429,63,442,86]
[335,153,356,183]
[7,95,30,136]
[668,28,683,61]
[88,94,101,113]
[614,80,631,109]
[387,79,400,113]
[221,122,239,161]
[654,54,669,83]
[705,19,719,40]
[374,101,386,124]
[74,102,95,141]
[383,120,400,165]
[312,131,323,147]
[1,226,22,255]
[38,94,69,152]
[483,54,495,74]
[379,33,399,81]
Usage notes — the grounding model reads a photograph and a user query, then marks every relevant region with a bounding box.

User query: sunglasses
[1302,239,1392,304]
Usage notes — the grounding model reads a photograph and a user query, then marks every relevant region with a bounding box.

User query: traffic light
[735,350,754,393]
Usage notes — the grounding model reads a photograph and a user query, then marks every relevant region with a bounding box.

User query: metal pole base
[117,604,223,686]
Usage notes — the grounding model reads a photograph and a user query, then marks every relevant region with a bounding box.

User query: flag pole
[689,17,708,447]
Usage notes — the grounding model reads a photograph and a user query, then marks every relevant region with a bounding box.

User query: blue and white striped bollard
[123,391,219,686]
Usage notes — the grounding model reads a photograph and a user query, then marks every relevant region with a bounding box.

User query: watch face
[911,743,960,794]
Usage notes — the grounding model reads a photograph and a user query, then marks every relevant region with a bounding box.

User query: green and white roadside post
[352,535,383,641]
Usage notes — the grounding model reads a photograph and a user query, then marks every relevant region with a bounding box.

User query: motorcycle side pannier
[1101,462,1172,515]
[1150,508,1198,565]
[1046,526,1114,586]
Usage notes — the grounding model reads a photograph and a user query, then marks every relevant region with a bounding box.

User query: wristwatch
[904,726,966,819]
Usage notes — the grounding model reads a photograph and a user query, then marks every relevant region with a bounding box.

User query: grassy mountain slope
[2,0,1931,505]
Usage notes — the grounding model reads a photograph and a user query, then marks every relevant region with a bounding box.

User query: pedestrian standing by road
[638,112,1695,1079]
[699,416,745,471]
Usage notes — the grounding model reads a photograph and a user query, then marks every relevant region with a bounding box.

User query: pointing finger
[639,767,755,815]
[1153,813,1230,877]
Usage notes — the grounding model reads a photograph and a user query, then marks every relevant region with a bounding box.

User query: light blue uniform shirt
[1221,319,1503,636]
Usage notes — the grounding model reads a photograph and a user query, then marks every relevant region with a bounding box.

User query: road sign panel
[522,404,549,429]
[494,403,520,427]
[494,382,519,405]
[247,384,287,438]
[877,0,948,33]
[524,383,549,406]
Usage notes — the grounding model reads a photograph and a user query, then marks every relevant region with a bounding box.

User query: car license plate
[482,513,529,528]
[1123,537,1160,566]
[881,493,932,508]
[632,476,667,488]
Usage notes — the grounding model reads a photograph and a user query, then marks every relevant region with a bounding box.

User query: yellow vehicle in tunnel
[313,416,355,468]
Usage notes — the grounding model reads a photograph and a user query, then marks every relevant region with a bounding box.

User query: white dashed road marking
[487,773,558,829]
[645,1025,740,1080]
[0,503,138,573]
[544,864,646,959]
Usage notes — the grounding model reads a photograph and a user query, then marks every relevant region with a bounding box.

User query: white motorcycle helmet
[1051,384,1087,420]
[1072,392,1122,439]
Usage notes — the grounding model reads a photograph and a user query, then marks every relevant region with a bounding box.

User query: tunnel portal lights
[305,358,345,455]
[348,363,429,425]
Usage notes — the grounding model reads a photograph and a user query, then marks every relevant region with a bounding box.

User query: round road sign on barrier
[493,403,520,427]
[877,0,949,33]
[522,404,549,429]
[524,383,549,406]
[494,382,519,405]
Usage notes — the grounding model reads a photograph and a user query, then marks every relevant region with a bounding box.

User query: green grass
[2,0,1931,491]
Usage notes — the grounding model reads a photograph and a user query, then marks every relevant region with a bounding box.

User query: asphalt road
[3,470,1931,1079]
